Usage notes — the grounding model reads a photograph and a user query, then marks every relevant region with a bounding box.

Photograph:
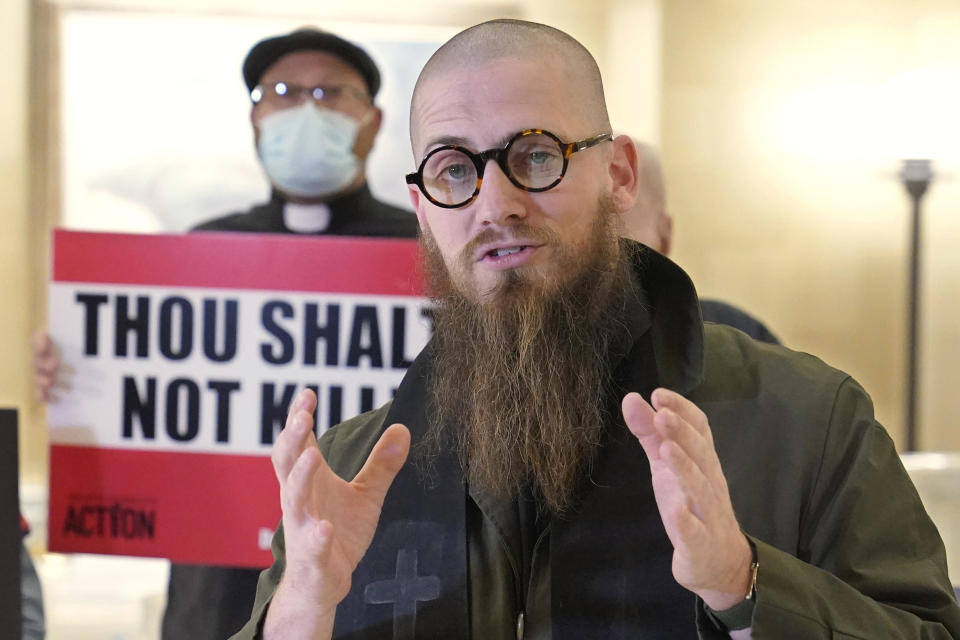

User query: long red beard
[418,196,631,513]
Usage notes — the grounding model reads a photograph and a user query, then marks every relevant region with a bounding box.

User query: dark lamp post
[899,158,933,452]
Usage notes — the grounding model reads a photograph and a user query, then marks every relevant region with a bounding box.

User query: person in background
[194,27,414,237]
[20,516,45,640]
[34,27,418,640]
[233,18,960,640]
[624,140,778,344]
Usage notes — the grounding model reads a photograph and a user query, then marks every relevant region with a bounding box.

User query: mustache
[459,223,561,262]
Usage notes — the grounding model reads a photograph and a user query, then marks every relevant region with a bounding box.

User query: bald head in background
[622,141,673,254]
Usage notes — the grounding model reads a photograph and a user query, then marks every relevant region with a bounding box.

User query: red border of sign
[53,230,424,295]
[49,445,279,567]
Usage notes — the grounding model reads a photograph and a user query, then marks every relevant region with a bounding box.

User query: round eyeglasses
[405,129,613,209]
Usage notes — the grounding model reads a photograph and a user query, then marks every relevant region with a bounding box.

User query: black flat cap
[242,27,381,98]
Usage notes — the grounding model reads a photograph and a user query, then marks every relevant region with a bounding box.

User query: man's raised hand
[264,388,410,638]
[622,388,752,612]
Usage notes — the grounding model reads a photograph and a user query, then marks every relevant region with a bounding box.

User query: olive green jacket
[233,249,960,639]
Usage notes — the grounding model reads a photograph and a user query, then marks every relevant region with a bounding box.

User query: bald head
[621,141,673,254]
[410,19,610,152]
[635,142,665,208]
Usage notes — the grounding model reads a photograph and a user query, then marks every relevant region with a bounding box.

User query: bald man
[232,19,960,640]
[624,141,779,345]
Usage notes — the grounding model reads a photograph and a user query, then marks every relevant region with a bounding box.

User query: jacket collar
[623,240,705,395]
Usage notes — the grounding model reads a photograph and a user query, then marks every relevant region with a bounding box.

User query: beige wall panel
[662,0,960,449]
[913,1,960,450]
[0,0,37,481]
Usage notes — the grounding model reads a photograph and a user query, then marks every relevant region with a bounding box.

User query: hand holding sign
[264,389,410,639]
[32,330,64,402]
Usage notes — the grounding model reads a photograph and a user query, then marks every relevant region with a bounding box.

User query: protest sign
[46,230,429,567]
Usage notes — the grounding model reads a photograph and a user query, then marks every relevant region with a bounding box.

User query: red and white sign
[46,230,429,568]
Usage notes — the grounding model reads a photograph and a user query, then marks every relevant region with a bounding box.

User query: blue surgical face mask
[256,102,365,198]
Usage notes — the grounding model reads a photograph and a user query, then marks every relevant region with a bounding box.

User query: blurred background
[1,0,959,637]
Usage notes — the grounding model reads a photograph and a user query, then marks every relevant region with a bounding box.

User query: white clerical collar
[283,201,332,233]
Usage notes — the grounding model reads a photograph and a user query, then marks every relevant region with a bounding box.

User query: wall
[0,0,42,486]
[661,0,960,449]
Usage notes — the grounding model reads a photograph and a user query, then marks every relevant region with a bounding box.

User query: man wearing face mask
[193,27,417,237]
[162,27,417,640]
